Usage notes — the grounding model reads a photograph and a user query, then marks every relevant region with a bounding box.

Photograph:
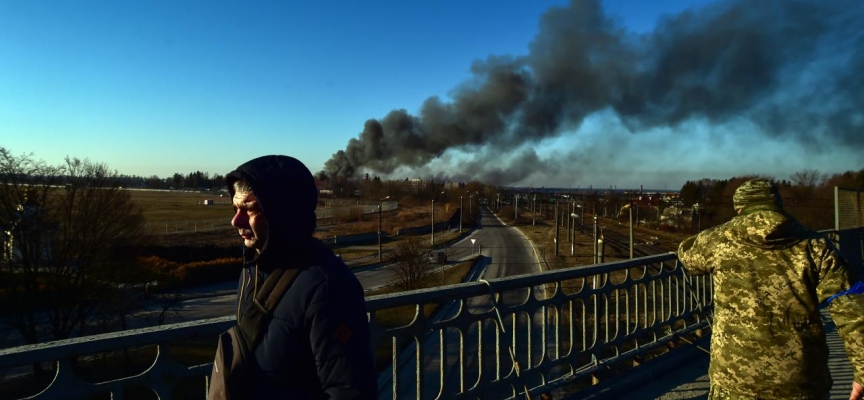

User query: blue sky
[1,0,861,190]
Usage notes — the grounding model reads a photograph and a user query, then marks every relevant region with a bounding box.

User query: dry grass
[318,204,454,237]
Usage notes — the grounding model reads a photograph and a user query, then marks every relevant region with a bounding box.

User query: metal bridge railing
[368,253,713,399]
[0,317,235,399]
[0,253,713,400]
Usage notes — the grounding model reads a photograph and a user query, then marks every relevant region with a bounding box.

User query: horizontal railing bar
[365,253,678,310]
[0,316,235,369]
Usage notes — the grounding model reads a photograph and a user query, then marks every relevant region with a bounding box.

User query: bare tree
[388,236,435,291]
[0,150,152,349]
[791,169,826,188]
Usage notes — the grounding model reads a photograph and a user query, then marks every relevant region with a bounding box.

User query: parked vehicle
[429,251,447,264]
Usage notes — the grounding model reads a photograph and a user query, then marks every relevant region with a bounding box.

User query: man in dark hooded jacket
[224,155,377,399]
[678,178,864,399]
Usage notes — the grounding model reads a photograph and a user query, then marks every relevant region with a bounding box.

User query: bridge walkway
[573,309,855,399]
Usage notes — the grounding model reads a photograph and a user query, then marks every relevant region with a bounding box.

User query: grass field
[128,189,233,235]
[129,189,462,241]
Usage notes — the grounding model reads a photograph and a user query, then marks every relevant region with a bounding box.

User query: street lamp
[532,195,537,226]
[459,195,463,233]
[431,198,436,246]
[576,204,584,234]
[566,201,571,242]
[570,212,578,255]
[378,196,389,262]
[593,214,599,264]
[431,191,443,246]
[620,204,634,259]
[554,199,559,256]
[693,203,702,232]
[514,194,519,220]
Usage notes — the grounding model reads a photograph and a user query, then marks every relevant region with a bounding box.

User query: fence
[317,201,398,220]
[836,187,864,230]
[145,219,229,235]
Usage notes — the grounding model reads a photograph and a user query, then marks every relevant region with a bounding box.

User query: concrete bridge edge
[560,335,711,400]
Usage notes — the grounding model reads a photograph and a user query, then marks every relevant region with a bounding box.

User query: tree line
[115,171,226,191]
[677,168,864,232]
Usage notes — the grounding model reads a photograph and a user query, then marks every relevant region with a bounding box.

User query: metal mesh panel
[835,187,864,230]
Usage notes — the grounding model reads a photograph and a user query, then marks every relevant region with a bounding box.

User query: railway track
[575,217,683,259]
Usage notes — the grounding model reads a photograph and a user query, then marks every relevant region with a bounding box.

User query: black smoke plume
[323,0,863,184]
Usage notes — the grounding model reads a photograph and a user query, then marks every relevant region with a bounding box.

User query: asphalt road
[384,205,546,399]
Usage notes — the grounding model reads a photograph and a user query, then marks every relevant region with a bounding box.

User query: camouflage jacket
[678,204,864,399]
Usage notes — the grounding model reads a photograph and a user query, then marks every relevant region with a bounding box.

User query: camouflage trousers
[709,384,829,400]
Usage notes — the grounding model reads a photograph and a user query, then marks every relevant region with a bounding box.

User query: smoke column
[323,0,864,185]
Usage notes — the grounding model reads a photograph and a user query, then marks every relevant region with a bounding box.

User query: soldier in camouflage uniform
[678,178,864,400]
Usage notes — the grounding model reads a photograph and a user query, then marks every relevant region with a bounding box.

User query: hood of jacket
[728,203,810,250]
[226,155,318,268]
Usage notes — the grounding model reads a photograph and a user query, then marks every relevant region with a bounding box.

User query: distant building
[408,178,423,193]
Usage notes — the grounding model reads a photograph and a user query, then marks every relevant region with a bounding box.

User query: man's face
[232,190,269,252]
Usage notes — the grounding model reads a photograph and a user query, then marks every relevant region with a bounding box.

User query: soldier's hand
[850,381,864,400]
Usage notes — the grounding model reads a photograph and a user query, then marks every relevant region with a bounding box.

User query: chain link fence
[835,187,864,230]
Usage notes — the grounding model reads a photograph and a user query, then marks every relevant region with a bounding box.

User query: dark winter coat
[226,155,377,399]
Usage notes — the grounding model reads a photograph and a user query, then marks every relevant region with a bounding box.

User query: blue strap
[824,281,864,305]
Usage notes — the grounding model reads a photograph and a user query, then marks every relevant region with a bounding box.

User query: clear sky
[2,0,861,190]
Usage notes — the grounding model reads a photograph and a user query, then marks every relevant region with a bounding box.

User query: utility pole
[431,199,435,246]
[593,215,599,264]
[378,202,383,262]
[378,196,389,262]
[554,199,559,256]
[515,194,518,220]
[566,200,571,242]
[629,205,634,259]
[532,195,536,226]
[459,195,463,233]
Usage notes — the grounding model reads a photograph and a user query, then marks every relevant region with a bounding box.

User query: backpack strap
[249,267,302,316]
[262,268,302,311]
[249,240,326,313]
